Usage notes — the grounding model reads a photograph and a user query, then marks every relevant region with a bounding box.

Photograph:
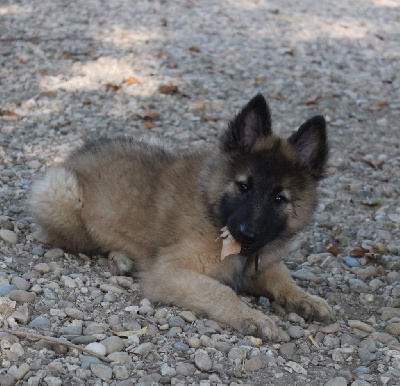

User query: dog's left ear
[288,115,328,179]
[222,94,272,152]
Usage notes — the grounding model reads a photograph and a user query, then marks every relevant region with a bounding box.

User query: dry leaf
[188,46,200,52]
[327,245,341,255]
[159,84,179,94]
[143,111,160,120]
[167,62,178,69]
[284,49,295,56]
[306,95,322,105]
[125,76,140,85]
[145,121,155,130]
[105,82,121,92]
[375,99,389,107]
[0,110,17,116]
[110,326,148,338]
[309,335,320,348]
[365,252,382,261]
[41,91,57,98]
[196,113,218,122]
[15,56,28,64]
[359,199,381,207]
[349,247,365,257]
[220,226,241,260]
[249,337,262,346]
[196,102,206,110]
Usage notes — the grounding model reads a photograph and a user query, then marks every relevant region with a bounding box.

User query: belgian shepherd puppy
[29,94,332,340]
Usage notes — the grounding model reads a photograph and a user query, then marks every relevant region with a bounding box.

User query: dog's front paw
[108,252,134,276]
[239,311,279,341]
[285,292,333,323]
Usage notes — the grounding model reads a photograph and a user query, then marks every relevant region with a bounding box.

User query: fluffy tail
[29,166,94,252]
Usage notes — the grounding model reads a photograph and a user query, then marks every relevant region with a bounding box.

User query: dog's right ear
[221,94,272,152]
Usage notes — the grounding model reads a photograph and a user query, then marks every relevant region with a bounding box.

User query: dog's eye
[237,182,249,194]
[274,194,287,204]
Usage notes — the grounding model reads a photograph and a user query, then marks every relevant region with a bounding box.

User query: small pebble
[291,268,318,281]
[9,290,35,303]
[10,342,25,357]
[83,323,108,335]
[214,341,231,353]
[90,363,112,380]
[0,284,17,296]
[108,352,131,364]
[44,248,64,259]
[173,342,190,352]
[0,374,14,386]
[9,205,24,214]
[43,377,62,386]
[14,363,30,380]
[12,303,30,325]
[0,229,18,244]
[169,315,186,328]
[187,337,201,348]
[319,324,341,334]
[345,256,361,267]
[348,320,375,333]
[32,246,45,256]
[176,363,196,375]
[34,263,51,274]
[71,336,97,345]
[287,325,305,339]
[358,347,376,363]
[258,296,271,307]
[99,284,125,293]
[43,288,58,300]
[101,336,125,354]
[179,310,197,322]
[85,343,107,357]
[349,279,369,293]
[27,160,41,169]
[381,308,400,321]
[29,316,51,330]
[385,322,400,336]
[61,275,77,288]
[65,307,84,320]
[11,277,30,291]
[133,342,153,356]
[280,342,295,356]
[228,347,246,361]
[243,357,262,372]
[324,377,348,386]
[194,349,212,371]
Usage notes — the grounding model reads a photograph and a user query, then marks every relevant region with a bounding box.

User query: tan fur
[29,100,332,340]
[29,167,92,251]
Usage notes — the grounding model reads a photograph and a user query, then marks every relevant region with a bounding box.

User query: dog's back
[29,138,209,265]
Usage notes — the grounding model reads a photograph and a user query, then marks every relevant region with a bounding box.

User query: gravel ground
[0,0,399,385]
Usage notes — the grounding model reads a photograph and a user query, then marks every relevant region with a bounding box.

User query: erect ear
[288,115,328,179]
[221,94,272,152]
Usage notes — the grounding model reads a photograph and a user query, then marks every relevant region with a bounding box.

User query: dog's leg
[245,262,332,322]
[142,262,278,340]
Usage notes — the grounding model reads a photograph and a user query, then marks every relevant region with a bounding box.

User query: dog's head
[202,94,328,256]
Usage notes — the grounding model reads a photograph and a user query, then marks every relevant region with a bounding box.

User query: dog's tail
[29,166,94,252]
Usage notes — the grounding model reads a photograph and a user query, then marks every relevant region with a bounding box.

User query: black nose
[237,224,257,244]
